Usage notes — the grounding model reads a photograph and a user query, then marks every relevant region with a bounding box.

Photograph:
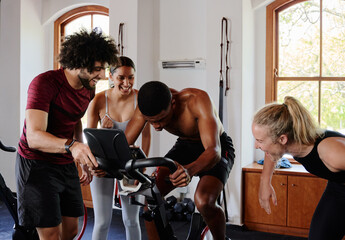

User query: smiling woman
[252,95,345,240]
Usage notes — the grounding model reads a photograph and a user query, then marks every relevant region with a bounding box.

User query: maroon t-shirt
[18,68,95,164]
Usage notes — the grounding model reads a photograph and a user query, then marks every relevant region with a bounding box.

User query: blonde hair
[253,96,323,145]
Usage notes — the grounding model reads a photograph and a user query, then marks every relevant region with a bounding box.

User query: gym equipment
[83,128,214,240]
[0,139,86,240]
[0,140,39,240]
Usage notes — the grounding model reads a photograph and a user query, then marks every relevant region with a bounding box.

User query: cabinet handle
[280,183,285,186]
[291,184,296,187]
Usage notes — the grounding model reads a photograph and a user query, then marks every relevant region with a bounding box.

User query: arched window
[266,0,345,133]
[54,5,109,69]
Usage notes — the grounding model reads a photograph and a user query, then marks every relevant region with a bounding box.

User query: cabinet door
[244,172,287,226]
[287,176,327,228]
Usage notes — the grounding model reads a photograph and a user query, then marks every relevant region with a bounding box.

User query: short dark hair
[138,81,172,116]
[59,28,119,73]
[110,56,136,74]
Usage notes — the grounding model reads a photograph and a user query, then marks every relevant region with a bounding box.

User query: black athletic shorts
[164,132,235,185]
[15,153,84,228]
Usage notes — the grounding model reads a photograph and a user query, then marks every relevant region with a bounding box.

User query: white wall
[0,0,272,225]
[253,2,267,162]
[0,0,21,191]
[20,0,45,131]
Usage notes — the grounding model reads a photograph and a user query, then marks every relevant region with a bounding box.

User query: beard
[79,75,96,90]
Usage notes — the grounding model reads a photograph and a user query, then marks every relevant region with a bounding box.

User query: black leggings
[309,181,345,240]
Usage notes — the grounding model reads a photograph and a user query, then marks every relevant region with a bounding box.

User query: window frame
[53,5,109,69]
[266,0,308,103]
[266,0,345,126]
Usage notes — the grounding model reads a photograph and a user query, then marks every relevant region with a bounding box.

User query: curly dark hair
[59,28,119,73]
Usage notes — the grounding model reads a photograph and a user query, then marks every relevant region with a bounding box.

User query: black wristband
[65,139,76,154]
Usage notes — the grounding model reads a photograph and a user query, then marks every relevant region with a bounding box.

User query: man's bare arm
[141,123,151,156]
[125,107,147,145]
[25,109,98,168]
[185,91,221,176]
[26,109,68,153]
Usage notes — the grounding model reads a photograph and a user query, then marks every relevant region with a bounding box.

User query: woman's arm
[141,123,151,156]
[259,154,277,214]
[87,95,101,128]
[318,137,345,171]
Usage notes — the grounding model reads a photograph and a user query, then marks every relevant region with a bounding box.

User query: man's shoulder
[177,88,209,102]
[32,68,64,86]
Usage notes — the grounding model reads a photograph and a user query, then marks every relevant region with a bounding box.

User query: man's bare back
[124,81,234,240]
[126,87,224,143]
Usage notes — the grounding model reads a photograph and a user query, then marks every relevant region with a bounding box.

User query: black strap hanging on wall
[219,17,231,122]
[118,23,124,56]
[219,17,231,222]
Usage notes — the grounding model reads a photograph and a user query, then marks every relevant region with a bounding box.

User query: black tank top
[294,130,345,183]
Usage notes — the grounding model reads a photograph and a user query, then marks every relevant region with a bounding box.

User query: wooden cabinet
[243,163,327,238]
[80,184,93,208]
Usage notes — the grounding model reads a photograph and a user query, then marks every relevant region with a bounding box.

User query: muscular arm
[25,109,98,168]
[184,91,222,177]
[125,107,147,145]
[26,109,68,153]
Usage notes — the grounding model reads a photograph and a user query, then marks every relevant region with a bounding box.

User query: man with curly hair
[16,29,118,240]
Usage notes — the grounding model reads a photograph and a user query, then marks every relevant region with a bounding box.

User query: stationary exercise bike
[0,139,86,240]
[83,128,215,240]
[0,140,39,240]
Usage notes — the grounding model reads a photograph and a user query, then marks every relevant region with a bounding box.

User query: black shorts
[15,153,84,228]
[164,132,235,185]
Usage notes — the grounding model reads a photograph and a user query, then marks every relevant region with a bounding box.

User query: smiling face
[252,123,286,161]
[110,66,135,95]
[78,61,106,90]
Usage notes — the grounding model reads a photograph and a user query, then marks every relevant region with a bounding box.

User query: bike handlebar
[125,157,177,184]
[0,140,16,152]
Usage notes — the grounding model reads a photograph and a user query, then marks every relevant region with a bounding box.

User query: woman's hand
[100,115,114,129]
[79,164,93,186]
[258,180,277,214]
[89,167,108,178]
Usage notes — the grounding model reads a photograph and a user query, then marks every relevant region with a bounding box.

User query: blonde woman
[252,96,345,240]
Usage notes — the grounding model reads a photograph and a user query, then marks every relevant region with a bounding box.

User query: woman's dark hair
[138,81,172,116]
[59,28,119,73]
[110,56,136,74]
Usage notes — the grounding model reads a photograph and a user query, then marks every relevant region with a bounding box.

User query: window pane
[64,15,92,36]
[93,14,109,35]
[278,1,320,77]
[320,81,345,133]
[322,0,345,77]
[277,81,319,122]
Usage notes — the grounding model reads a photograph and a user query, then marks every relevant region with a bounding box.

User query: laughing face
[110,66,135,95]
[79,61,107,90]
[252,123,286,161]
